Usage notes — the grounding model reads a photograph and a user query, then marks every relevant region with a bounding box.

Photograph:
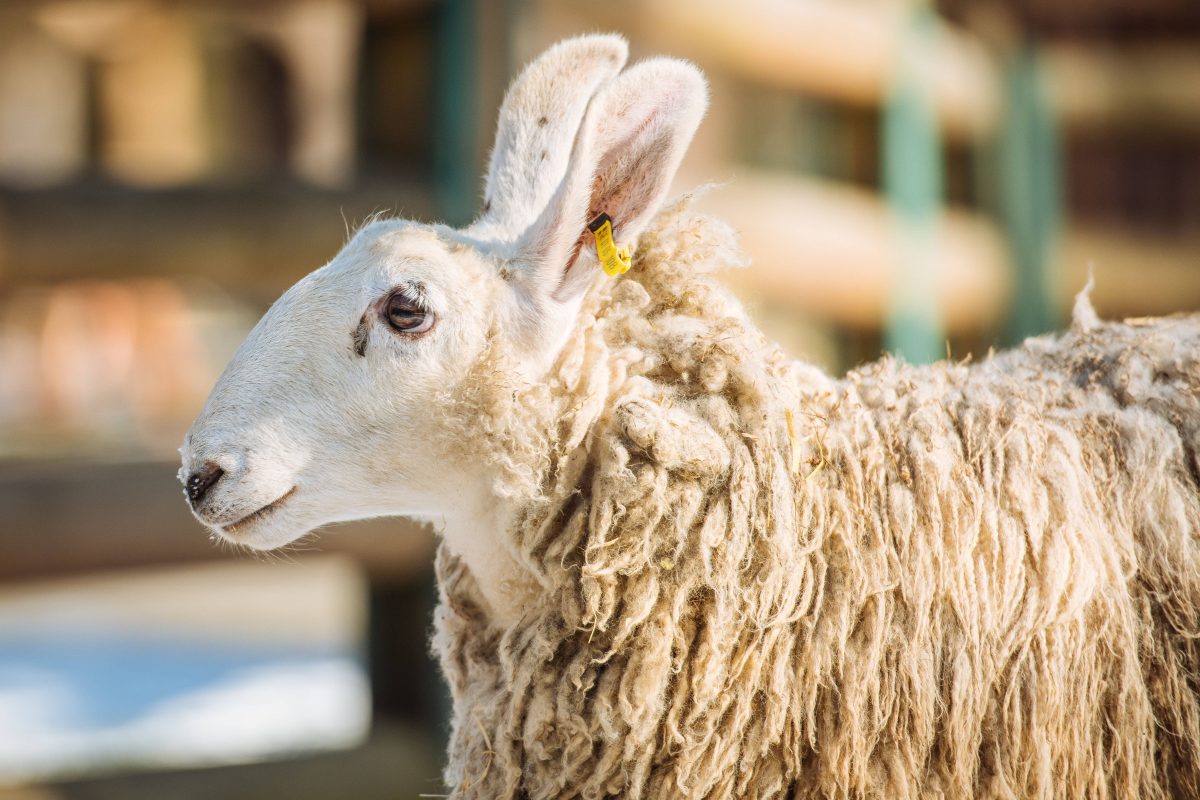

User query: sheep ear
[472,34,628,238]
[512,58,708,303]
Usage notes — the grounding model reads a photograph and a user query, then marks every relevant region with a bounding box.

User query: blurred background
[0,0,1197,796]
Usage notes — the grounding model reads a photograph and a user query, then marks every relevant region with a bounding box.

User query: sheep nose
[185,462,225,506]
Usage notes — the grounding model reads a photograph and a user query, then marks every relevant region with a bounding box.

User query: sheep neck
[436,488,541,627]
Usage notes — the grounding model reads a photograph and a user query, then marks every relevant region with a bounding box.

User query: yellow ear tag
[588,212,633,276]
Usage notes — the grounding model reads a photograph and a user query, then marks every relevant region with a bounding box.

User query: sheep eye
[384,290,434,335]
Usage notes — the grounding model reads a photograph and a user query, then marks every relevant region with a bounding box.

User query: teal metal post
[998,45,1062,344]
[882,5,945,365]
[433,0,478,227]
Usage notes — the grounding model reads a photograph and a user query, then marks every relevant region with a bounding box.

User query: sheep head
[179,34,708,552]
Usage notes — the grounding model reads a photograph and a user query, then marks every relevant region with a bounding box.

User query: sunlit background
[0,0,1197,796]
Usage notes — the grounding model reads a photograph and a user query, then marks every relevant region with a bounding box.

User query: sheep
[180,35,1200,799]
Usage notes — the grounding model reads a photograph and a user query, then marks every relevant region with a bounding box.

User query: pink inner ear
[549,94,677,300]
[551,154,658,300]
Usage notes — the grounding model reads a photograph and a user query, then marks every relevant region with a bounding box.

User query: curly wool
[432,198,1200,799]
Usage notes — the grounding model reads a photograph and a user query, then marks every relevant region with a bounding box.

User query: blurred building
[0,0,1197,796]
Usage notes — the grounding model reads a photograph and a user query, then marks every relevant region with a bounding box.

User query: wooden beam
[1058,227,1200,318]
[691,171,1200,332]
[555,0,1002,140]
[1045,44,1200,134]
[689,170,1012,333]
[0,182,433,295]
[0,460,434,584]
[551,0,1200,136]
[42,721,442,800]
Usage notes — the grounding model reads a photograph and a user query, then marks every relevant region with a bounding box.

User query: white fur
[181,35,708,624]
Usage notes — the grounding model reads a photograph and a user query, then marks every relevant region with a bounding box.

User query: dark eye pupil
[391,308,421,325]
[386,295,427,331]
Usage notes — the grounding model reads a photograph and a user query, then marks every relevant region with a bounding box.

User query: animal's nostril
[186,462,225,506]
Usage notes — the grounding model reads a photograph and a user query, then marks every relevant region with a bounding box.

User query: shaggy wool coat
[433,200,1200,799]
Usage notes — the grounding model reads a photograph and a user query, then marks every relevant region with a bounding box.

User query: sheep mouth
[221,486,298,534]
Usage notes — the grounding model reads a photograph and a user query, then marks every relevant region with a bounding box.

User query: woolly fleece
[433,199,1200,799]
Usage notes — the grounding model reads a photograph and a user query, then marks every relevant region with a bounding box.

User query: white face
[179,35,707,551]
[180,221,506,548]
